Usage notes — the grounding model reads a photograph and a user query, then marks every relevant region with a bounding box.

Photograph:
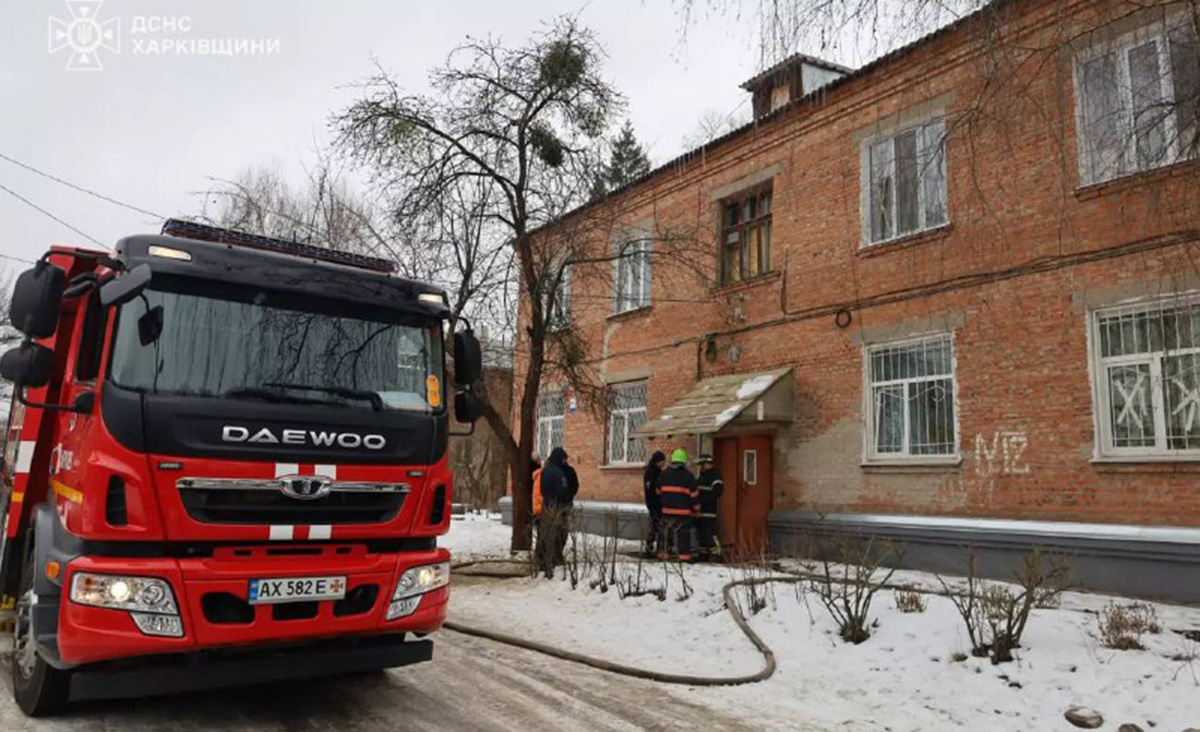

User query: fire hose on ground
[443,558,793,687]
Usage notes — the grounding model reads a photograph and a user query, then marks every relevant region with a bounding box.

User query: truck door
[52,291,114,529]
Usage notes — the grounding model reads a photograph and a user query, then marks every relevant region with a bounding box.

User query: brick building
[508,0,1200,599]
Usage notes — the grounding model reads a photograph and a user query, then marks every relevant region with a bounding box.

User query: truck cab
[0,220,483,715]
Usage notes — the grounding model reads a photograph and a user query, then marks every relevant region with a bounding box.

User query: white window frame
[605,380,648,466]
[859,117,949,247]
[1088,294,1200,461]
[743,449,758,485]
[535,388,566,461]
[1073,12,1199,186]
[862,333,960,464]
[613,233,652,314]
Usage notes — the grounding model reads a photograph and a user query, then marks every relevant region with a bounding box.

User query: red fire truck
[0,220,483,715]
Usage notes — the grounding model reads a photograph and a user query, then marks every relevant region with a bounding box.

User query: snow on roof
[634,367,792,438]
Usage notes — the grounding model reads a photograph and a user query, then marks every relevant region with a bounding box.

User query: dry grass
[894,588,928,613]
[1098,601,1161,651]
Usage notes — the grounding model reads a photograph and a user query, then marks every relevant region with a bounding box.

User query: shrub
[810,537,901,644]
[1098,602,1161,650]
[895,588,927,613]
[938,547,1071,664]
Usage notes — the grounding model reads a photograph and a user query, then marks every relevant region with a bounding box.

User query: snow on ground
[443,514,1200,731]
[444,511,513,559]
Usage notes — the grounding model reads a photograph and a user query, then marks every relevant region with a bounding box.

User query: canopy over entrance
[633,367,794,438]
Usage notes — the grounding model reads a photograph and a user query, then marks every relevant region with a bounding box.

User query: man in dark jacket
[642,451,666,557]
[536,447,575,576]
[654,449,698,561]
[695,454,725,561]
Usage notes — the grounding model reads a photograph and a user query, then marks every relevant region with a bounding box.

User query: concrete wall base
[498,498,1200,603]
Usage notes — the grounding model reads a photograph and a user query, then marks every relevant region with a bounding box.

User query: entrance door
[714,434,773,557]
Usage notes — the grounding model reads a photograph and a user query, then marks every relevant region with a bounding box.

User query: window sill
[1075,159,1197,201]
[861,456,962,473]
[713,270,781,296]
[1090,455,1200,472]
[600,463,643,471]
[608,305,652,322]
[858,224,952,258]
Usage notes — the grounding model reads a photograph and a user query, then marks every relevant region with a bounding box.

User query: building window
[1092,296,1200,458]
[535,388,565,461]
[606,380,648,465]
[721,187,772,284]
[1075,15,1199,185]
[614,234,652,313]
[546,265,571,331]
[863,119,948,245]
[866,335,957,460]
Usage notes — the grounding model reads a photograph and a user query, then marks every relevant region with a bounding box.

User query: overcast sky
[0,0,876,275]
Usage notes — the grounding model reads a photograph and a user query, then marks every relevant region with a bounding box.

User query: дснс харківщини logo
[48,0,120,72]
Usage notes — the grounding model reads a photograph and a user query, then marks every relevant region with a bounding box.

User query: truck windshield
[109,281,444,412]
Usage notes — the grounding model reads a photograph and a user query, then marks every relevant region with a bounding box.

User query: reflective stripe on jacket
[655,463,698,517]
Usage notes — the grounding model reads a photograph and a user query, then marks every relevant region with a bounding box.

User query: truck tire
[11,538,70,717]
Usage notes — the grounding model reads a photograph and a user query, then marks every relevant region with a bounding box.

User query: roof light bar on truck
[160,218,396,274]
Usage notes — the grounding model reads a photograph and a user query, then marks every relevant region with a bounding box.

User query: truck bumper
[54,545,450,668]
[69,633,433,702]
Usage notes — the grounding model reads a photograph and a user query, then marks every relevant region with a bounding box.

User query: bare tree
[335,18,623,550]
[681,106,751,149]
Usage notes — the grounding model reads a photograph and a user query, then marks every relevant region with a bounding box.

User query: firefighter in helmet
[654,448,698,561]
[695,454,724,561]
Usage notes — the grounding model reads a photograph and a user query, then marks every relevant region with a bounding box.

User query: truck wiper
[263,382,385,412]
[222,387,332,406]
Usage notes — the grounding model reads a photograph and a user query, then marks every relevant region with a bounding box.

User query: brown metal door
[714,435,772,557]
[736,435,772,556]
[714,437,740,550]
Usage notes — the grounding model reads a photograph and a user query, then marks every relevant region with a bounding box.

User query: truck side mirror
[0,342,55,388]
[10,262,65,338]
[100,263,152,307]
[453,329,482,387]
[454,390,483,424]
[138,305,164,345]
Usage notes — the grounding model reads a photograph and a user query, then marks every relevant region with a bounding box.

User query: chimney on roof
[741,54,851,119]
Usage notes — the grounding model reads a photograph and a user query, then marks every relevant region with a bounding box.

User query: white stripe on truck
[16,441,36,474]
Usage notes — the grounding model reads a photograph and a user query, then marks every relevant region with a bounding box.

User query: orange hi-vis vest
[531,468,544,516]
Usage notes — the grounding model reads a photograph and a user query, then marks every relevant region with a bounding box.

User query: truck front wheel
[11,539,70,716]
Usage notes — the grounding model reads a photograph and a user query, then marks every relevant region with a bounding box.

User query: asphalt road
[0,632,759,731]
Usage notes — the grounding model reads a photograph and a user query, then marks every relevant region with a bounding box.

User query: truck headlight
[70,572,179,614]
[387,561,449,620]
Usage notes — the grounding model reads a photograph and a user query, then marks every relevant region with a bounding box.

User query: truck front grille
[177,478,408,525]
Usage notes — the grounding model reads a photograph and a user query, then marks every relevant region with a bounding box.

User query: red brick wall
[514,0,1200,527]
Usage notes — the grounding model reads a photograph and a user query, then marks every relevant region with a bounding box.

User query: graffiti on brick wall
[974,430,1029,476]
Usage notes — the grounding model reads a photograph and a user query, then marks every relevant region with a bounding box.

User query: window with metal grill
[606,380,648,465]
[1092,296,1200,457]
[866,335,957,461]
